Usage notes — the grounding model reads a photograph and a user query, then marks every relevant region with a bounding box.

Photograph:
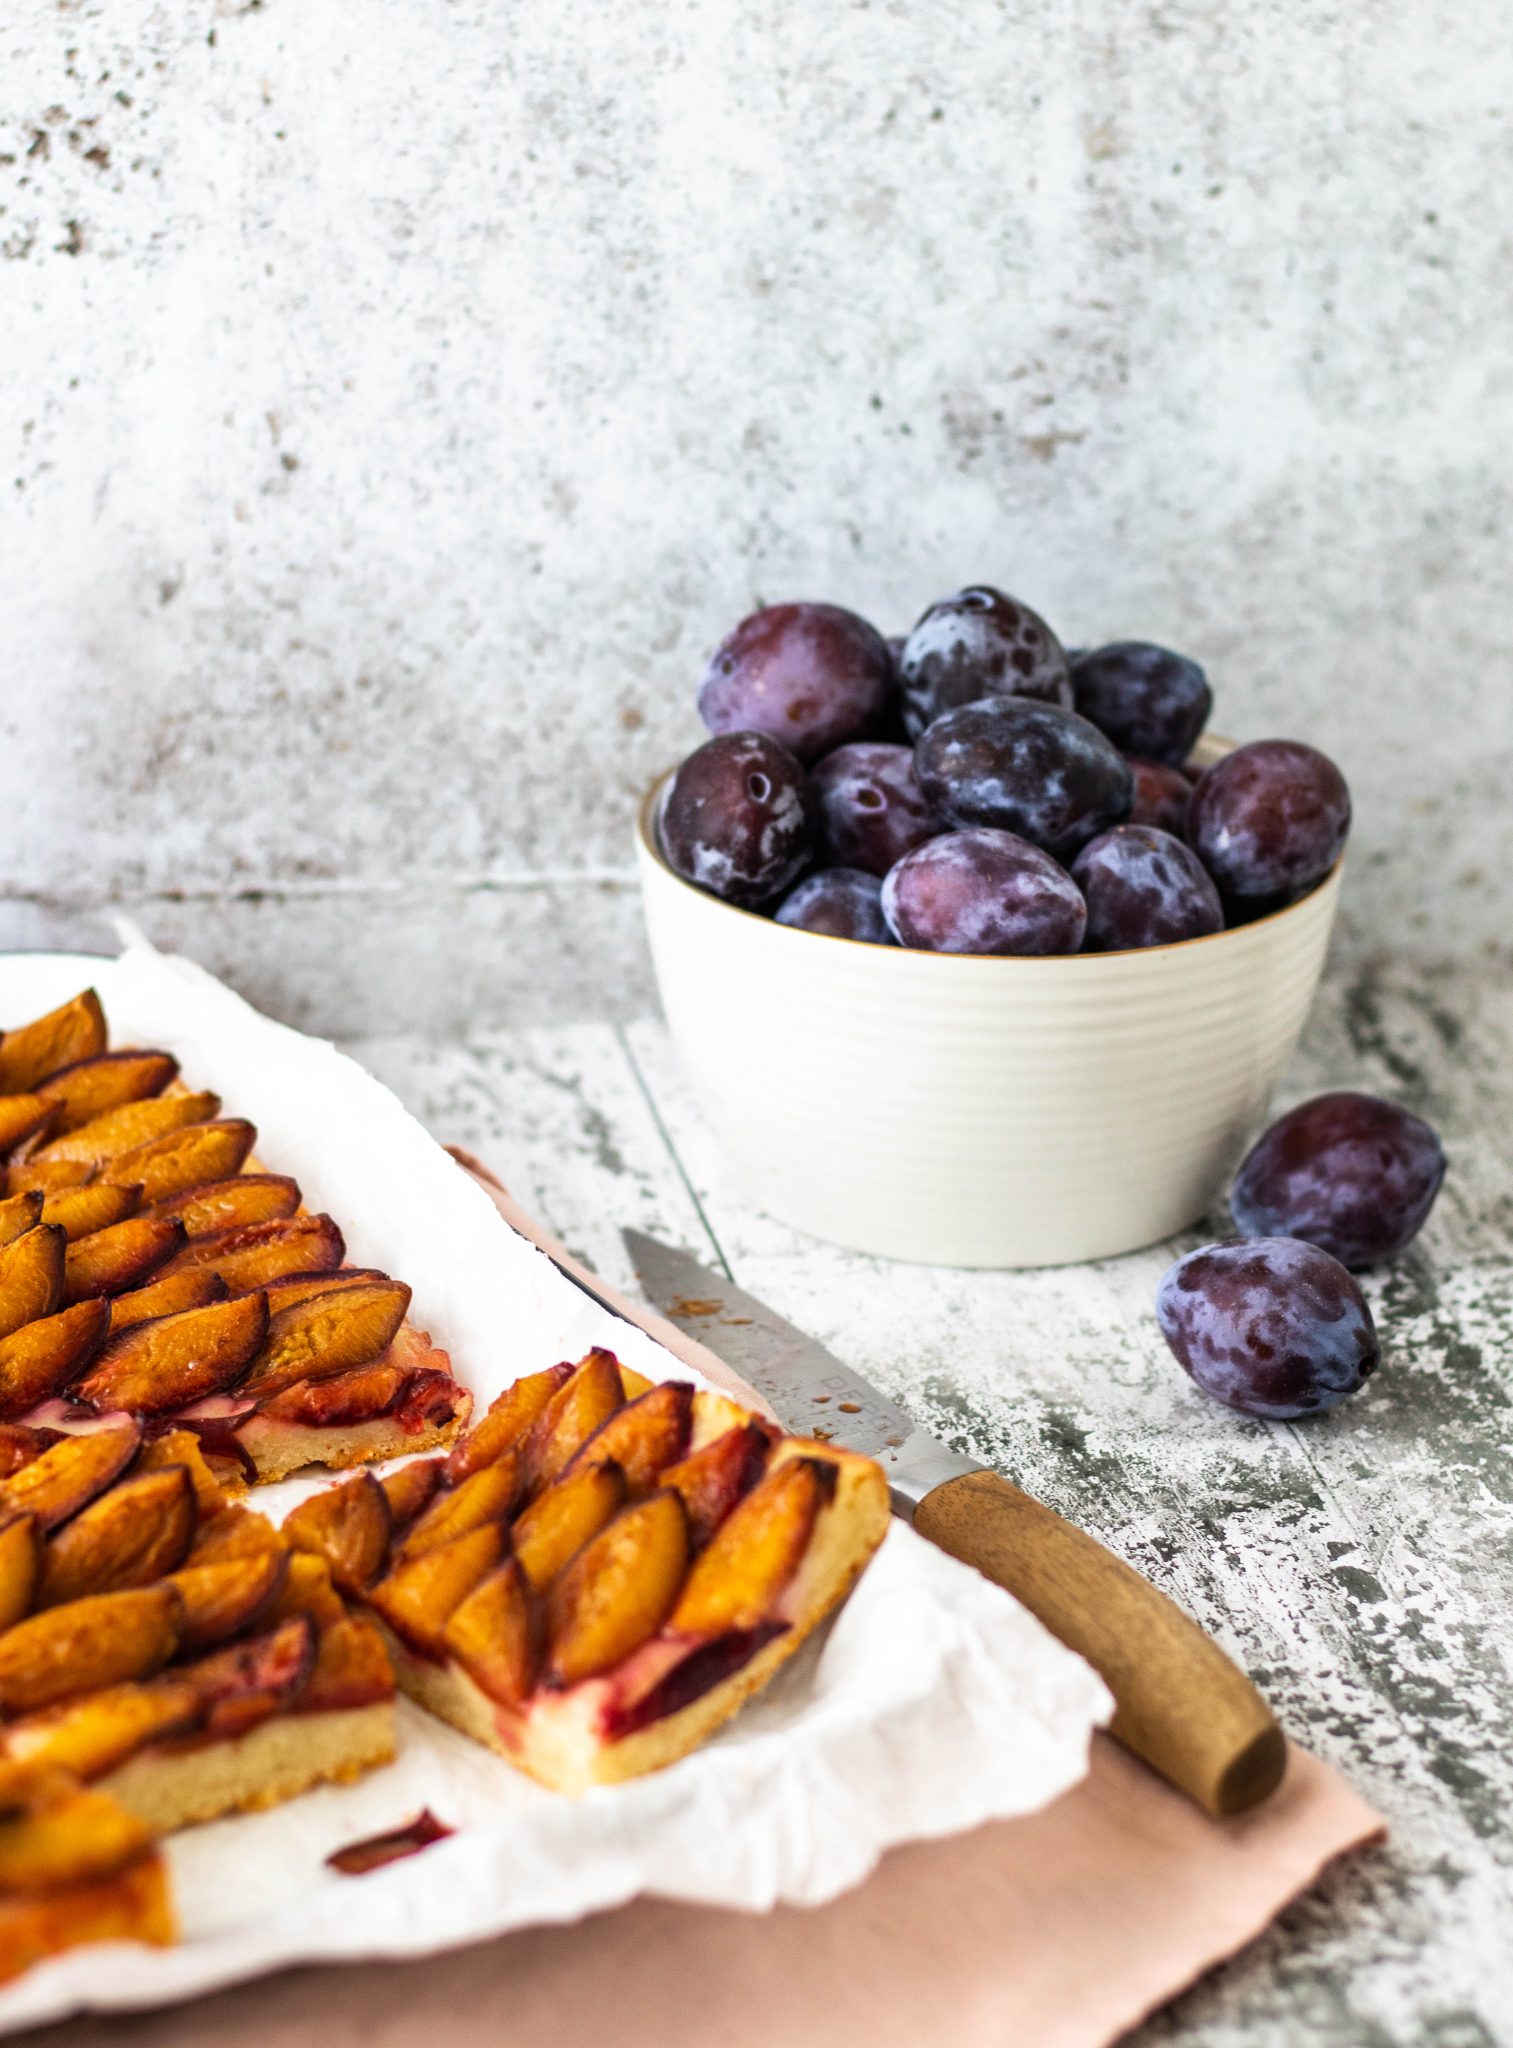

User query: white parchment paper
[0,941,1111,2032]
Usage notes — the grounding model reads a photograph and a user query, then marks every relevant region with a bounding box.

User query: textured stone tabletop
[340,954,1512,2047]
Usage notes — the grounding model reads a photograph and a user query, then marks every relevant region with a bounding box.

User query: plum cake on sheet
[0,989,472,1487]
[286,1346,892,1794]
[0,1416,396,1978]
[0,985,890,1979]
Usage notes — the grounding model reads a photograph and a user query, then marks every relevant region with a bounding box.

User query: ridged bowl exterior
[636,738,1342,1268]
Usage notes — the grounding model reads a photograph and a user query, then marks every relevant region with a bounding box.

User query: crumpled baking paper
[0,938,1111,2032]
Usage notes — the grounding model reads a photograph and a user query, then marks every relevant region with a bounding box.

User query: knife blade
[619,1230,978,1512]
[622,1226,1286,1818]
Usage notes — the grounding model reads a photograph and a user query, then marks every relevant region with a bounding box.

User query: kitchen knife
[622,1227,1285,1818]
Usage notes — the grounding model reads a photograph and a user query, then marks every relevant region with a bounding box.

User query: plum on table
[1231,1092,1446,1268]
[1156,1238,1379,1419]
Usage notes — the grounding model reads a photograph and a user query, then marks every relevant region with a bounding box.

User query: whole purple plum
[898,586,1072,737]
[881,829,1087,956]
[811,742,944,876]
[1231,1092,1446,1269]
[913,697,1133,860]
[659,732,814,908]
[774,867,895,945]
[1126,755,1193,836]
[1156,1238,1379,1419]
[697,603,893,763]
[1070,642,1211,765]
[1071,825,1224,950]
[1187,740,1350,910]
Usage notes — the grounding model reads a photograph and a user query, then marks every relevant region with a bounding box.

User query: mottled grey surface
[328,957,1508,2046]
[5,0,1513,1032]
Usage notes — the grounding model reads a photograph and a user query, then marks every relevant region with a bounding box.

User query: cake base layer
[238,1409,471,1485]
[99,1702,395,1832]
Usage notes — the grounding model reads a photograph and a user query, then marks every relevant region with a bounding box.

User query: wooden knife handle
[913,1468,1285,1817]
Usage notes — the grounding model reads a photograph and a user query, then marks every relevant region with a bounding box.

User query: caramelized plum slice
[0,1422,142,1532]
[380,1457,443,1531]
[0,1191,44,1248]
[0,1426,62,1483]
[160,1214,344,1295]
[261,1269,389,1315]
[0,1298,111,1420]
[521,1350,624,1494]
[75,1293,268,1415]
[38,1466,196,1607]
[393,1455,519,1563]
[326,1809,452,1875]
[0,1096,57,1155]
[0,1515,39,1632]
[63,1215,184,1303]
[1,1679,202,1780]
[394,1368,468,1436]
[0,1584,182,1713]
[0,991,107,1096]
[238,1281,411,1400]
[36,1092,220,1171]
[369,1523,506,1657]
[136,1427,227,1519]
[0,1782,156,1895]
[659,1422,772,1548]
[255,1359,406,1427]
[670,1456,825,1634]
[107,1120,258,1206]
[6,1157,93,1197]
[184,1502,282,1568]
[566,1381,694,1497]
[182,1615,316,1733]
[108,1269,227,1333]
[299,1615,395,1712]
[146,1175,299,1239]
[0,1225,66,1341]
[42,1181,142,1244]
[545,1489,690,1688]
[610,1624,787,1738]
[512,1458,626,1592]
[443,1559,541,1706]
[166,1549,288,1651]
[266,1551,345,1631]
[444,1361,571,1484]
[36,1052,178,1136]
[283,1471,392,1594]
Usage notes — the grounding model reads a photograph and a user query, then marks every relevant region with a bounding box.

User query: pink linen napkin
[16,1156,1383,2048]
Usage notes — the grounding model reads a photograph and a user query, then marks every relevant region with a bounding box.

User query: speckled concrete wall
[4,0,1511,1032]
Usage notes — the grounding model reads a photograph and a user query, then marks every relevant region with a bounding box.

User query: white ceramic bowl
[636,736,1343,1268]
